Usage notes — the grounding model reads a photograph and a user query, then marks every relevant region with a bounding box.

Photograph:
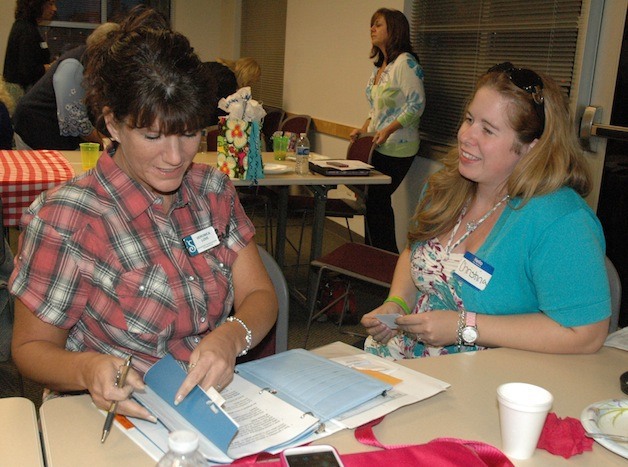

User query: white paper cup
[497,382,553,460]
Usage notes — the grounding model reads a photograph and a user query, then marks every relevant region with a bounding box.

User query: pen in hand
[101,354,133,443]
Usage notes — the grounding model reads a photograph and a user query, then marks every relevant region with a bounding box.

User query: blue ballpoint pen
[101,355,133,443]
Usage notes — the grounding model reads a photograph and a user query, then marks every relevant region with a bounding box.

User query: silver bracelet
[226,316,252,356]
[456,308,466,351]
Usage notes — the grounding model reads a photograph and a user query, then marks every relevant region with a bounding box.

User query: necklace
[465,194,509,233]
[446,194,509,254]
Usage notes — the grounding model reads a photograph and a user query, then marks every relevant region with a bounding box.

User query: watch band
[466,311,477,328]
[461,311,478,346]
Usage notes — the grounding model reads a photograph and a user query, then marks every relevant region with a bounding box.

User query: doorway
[597,9,628,328]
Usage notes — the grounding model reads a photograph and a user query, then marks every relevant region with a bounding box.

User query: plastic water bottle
[156,430,207,466]
[198,129,207,153]
[295,133,310,175]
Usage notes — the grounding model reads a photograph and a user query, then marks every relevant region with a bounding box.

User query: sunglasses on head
[487,62,545,137]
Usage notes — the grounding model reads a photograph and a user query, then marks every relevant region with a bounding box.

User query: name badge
[454,251,494,291]
[182,226,219,256]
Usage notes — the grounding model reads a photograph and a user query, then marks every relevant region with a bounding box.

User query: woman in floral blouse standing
[350,8,426,253]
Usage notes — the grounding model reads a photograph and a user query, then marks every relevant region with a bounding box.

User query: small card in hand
[375,314,401,330]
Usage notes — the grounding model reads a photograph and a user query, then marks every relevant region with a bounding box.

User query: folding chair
[237,245,289,362]
[303,242,399,348]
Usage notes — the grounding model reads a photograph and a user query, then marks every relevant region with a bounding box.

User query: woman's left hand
[396,310,459,347]
[174,331,238,404]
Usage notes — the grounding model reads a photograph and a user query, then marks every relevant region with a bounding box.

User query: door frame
[574,0,627,210]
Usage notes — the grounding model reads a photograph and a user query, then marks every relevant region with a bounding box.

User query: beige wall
[173,0,241,62]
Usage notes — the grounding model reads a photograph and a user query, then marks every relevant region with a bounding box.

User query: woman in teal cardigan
[361,63,610,358]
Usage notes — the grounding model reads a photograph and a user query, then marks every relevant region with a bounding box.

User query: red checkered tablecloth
[0,150,75,227]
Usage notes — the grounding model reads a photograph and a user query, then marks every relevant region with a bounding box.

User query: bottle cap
[168,430,200,454]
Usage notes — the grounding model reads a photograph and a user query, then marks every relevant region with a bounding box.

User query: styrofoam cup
[497,382,553,459]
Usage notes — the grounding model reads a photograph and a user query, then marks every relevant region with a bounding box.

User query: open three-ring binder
[130,349,449,463]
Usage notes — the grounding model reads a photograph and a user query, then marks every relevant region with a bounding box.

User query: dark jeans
[365,150,415,253]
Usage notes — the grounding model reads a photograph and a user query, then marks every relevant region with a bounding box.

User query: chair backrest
[606,256,622,333]
[262,107,285,150]
[346,133,376,164]
[205,125,220,152]
[345,133,376,200]
[236,246,289,362]
[278,114,311,136]
[258,245,289,353]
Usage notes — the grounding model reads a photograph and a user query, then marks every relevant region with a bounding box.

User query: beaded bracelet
[226,316,252,357]
[456,308,467,351]
[384,295,411,315]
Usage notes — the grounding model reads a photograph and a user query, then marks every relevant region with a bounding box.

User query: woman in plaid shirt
[9,11,278,421]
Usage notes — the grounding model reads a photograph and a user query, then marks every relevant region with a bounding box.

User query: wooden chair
[262,106,285,151]
[278,114,311,136]
[205,125,220,152]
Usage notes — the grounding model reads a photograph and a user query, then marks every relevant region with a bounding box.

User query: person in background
[12,22,119,150]
[361,63,611,359]
[9,11,277,419]
[3,0,56,106]
[216,57,262,89]
[350,8,425,253]
[0,77,15,149]
[204,57,261,125]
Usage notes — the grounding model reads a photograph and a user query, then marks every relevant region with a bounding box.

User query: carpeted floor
[0,208,388,410]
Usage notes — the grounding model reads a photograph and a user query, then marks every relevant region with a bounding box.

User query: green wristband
[384,296,411,315]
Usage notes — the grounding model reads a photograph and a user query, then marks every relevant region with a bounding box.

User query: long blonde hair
[0,77,15,115]
[216,57,261,88]
[408,69,591,244]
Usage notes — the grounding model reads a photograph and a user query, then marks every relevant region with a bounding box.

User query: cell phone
[327,161,349,168]
[280,445,345,467]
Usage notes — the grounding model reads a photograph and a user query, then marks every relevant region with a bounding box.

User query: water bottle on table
[157,430,207,466]
[295,133,310,175]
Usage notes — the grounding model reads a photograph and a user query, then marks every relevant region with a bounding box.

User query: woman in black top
[2,0,56,104]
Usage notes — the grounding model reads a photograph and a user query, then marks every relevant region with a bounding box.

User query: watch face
[462,326,478,344]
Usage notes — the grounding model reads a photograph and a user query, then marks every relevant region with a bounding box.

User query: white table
[0,397,44,466]
[39,344,628,466]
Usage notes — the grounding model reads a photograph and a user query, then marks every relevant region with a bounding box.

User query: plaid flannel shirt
[10,152,254,373]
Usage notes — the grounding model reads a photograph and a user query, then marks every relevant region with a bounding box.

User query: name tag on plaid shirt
[182,226,220,256]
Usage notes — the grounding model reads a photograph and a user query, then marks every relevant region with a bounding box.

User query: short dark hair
[85,27,215,136]
[15,0,48,23]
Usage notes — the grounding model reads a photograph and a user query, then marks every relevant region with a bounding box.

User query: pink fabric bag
[235,416,513,466]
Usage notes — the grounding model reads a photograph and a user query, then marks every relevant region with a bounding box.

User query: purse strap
[354,416,513,467]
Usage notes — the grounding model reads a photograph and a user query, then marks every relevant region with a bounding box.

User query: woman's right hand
[82,353,155,422]
[349,128,362,142]
[361,302,401,344]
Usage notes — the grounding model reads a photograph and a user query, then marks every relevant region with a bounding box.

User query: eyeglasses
[487,62,545,137]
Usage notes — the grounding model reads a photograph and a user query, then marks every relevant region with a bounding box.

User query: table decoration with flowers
[216,87,266,181]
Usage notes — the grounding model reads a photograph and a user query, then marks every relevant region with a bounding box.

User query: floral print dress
[365,206,489,359]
